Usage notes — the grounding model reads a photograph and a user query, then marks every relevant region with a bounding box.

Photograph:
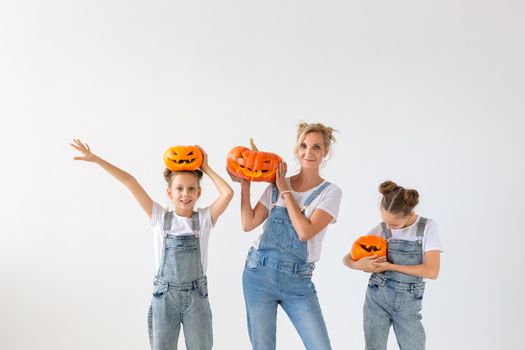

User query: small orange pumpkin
[163,145,203,171]
[226,138,283,182]
[350,235,388,261]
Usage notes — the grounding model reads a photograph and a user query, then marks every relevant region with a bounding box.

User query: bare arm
[70,139,153,217]
[276,162,333,241]
[372,250,441,280]
[227,170,269,231]
[197,146,233,225]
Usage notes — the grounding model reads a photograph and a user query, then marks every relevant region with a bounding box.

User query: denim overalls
[243,182,332,350]
[148,211,212,350]
[363,217,428,350]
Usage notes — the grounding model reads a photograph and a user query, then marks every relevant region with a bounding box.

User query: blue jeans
[363,274,426,350]
[148,278,212,350]
[242,249,332,350]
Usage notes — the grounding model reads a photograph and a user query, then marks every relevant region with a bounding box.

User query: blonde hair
[163,169,203,187]
[294,122,336,157]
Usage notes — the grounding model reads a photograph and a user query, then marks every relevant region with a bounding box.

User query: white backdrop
[1,1,523,349]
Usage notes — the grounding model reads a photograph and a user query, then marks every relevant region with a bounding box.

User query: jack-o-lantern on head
[163,145,203,171]
[227,139,282,183]
[350,235,388,261]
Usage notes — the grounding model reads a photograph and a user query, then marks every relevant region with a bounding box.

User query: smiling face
[295,131,327,170]
[167,172,201,214]
[380,208,416,230]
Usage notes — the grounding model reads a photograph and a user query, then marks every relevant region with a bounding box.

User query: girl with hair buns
[343,181,442,350]
[229,122,342,350]
[70,139,233,350]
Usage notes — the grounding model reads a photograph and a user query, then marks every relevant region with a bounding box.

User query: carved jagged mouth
[174,158,197,164]
[359,244,382,253]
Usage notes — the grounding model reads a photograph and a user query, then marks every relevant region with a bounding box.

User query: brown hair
[379,180,419,216]
[294,122,336,157]
[163,169,204,187]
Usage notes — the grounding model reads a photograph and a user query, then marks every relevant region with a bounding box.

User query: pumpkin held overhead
[163,145,203,171]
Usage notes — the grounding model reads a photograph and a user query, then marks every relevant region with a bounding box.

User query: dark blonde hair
[294,122,336,157]
[163,169,203,187]
[379,180,419,216]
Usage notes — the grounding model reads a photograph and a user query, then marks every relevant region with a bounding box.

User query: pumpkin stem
[249,138,259,151]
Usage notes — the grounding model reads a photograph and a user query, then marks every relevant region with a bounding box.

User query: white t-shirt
[254,178,343,262]
[150,201,214,274]
[367,216,443,253]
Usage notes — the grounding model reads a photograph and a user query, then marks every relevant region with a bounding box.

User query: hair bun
[403,189,419,207]
[379,180,398,195]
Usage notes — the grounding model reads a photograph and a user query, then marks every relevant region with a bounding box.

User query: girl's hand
[275,161,288,192]
[358,255,387,273]
[195,145,209,172]
[70,139,97,162]
[371,260,391,273]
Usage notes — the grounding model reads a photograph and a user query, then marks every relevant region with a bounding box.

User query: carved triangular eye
[188,151,194,156]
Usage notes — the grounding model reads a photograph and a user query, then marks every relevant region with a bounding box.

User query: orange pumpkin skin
[163,146,203,171]
[226,139,282,182]
[350,235,388,261]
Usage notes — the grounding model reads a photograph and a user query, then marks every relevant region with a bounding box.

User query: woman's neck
[290,169,323,192]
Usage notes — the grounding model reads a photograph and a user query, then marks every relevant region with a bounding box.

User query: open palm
[70,139,96,162]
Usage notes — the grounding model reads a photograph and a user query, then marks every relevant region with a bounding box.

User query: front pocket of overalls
[152,283,168,298]
[296,264,314,278]
[413,287,425,300]
[196,283,209,298]
[367,280,380,289]
[268,218,300,249]
[244,253,260,271]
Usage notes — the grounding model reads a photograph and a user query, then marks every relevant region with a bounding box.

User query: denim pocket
[413,289,424,300]
[367,281,380,289]
[244,254,260,271]
[297,265,314,278]
[297,270,313,278]
[197,283,209,298]
[152,283,168,298]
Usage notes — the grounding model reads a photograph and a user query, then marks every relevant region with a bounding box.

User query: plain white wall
[1,1,523,349]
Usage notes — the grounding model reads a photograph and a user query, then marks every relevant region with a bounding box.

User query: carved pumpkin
[350,235,387,261]
[163,145,203,171]
[227,138,282,182]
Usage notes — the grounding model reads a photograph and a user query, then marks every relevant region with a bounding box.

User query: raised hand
[275,161,288,192]
[70,139,97,162]
[195,145,209,172]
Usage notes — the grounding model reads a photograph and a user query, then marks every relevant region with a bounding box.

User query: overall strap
[163,211,174,237]
[191,211,200,236]
[301,181,331,213]
[270,184,279,208]
[380,222,393,240]
[415,216,427,245]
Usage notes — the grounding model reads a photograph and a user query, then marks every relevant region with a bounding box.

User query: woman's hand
[275,161,288,192]
[227,168,242,183]
[70,139,97,162]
